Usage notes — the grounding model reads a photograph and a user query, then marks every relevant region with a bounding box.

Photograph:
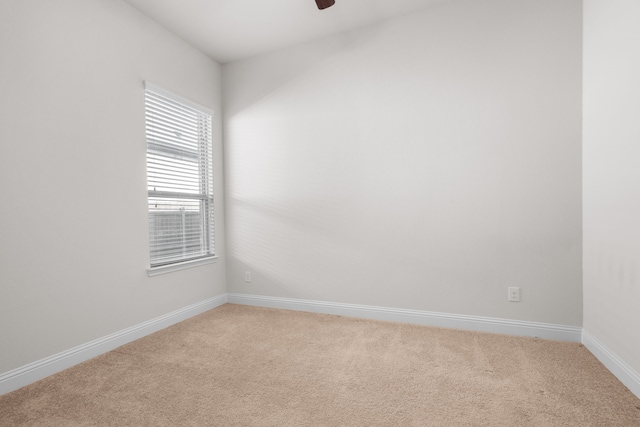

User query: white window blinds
[145,82,215,267]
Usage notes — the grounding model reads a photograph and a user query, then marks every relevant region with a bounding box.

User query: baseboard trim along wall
[227,293,583,342]
[227,294,640,399]
[0,294,228,396]
[582,330,640,399]
[5,293,638,402]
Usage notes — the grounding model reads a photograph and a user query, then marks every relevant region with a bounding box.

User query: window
[145,82,215,270]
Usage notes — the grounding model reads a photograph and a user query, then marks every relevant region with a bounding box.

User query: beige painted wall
[0,0,226,373]
[223,0,583,325]
[583,0,640,377]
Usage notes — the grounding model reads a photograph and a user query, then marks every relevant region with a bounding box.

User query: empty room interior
[1,0,639,424]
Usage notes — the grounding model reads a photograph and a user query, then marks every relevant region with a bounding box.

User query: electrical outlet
[244,271,252,283]
[508,287,521,302]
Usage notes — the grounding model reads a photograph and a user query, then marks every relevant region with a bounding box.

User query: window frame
[144,82,217,275]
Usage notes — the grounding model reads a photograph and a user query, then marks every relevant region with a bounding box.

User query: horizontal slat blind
[145,85,215,267]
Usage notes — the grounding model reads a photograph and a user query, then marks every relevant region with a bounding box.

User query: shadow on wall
[222,23,393,302]
[226,196,374,302]
[222,23,387,118]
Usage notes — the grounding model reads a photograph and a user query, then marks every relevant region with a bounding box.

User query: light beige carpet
[1,304,639,426]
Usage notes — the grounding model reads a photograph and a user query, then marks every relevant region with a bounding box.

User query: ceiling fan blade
[315,0,335,10]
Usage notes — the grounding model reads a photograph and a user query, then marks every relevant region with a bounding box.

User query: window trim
[144,82,213,116]
[147,256,218,277]
[144,81,215,272]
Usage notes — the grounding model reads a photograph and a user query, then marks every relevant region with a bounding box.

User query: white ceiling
[124,0,450,64]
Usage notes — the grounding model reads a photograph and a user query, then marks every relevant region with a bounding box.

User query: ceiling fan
[315,0,335,10]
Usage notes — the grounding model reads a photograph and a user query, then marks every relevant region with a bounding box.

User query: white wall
[583,0,640,377]
[223,0,583,326]
[0,0,226,373]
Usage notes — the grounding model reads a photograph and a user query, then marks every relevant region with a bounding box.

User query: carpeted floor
[1,304,639,426]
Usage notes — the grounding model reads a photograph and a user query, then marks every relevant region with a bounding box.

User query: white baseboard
[582,330,640,399]
[227,293,582,342]
[11,293,638,401]
[0,294,227,396]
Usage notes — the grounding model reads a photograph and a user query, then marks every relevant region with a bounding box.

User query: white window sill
[147,256,218,277]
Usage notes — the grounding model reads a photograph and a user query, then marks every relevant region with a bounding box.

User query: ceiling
[124,0,450,64]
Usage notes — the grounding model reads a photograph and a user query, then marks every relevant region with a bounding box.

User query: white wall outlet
[508,287,521,302]
[244,271,252,283]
